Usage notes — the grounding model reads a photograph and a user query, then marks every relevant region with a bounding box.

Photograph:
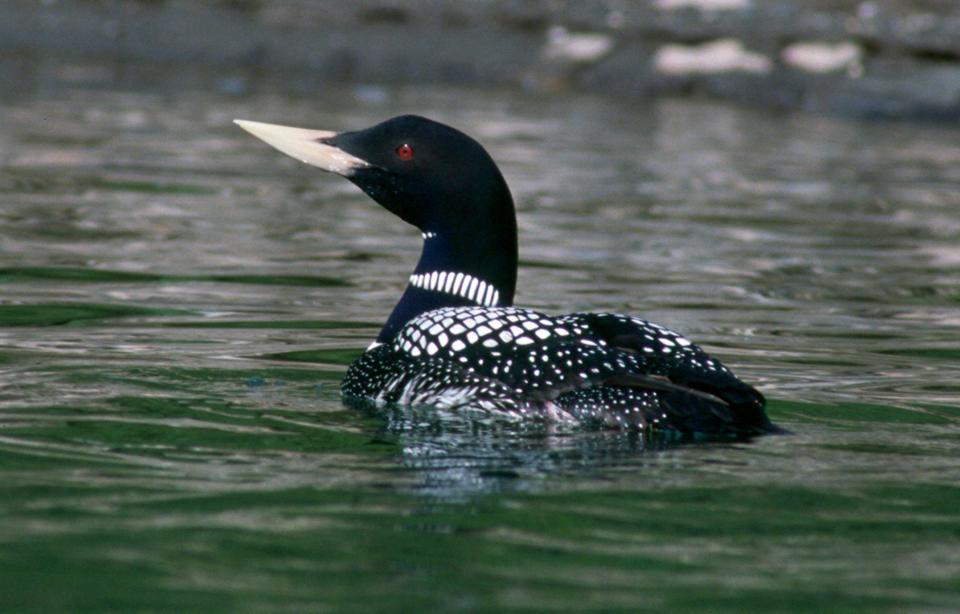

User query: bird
[235,114,781,436]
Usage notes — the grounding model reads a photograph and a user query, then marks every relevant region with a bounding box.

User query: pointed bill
[234,119,370,175]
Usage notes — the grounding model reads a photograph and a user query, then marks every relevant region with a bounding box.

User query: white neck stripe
[409,270,500,307]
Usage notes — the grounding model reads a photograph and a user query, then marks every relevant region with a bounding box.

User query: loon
[235,115,780,436]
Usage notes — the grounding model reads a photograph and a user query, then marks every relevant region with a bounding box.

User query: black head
[236,115,515,237]
[330,115,515,240]
[236,114,519,340]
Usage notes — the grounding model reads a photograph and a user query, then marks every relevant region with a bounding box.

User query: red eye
[395,143,414,161]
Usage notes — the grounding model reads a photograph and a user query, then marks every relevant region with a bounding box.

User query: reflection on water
[1,57,960,611]
[367,404,686,500]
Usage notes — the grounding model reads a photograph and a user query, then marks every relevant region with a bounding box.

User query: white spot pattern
[341,306,759,433]
[395,307,580,361]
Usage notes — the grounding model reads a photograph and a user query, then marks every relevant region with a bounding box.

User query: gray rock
[3,0,960,119]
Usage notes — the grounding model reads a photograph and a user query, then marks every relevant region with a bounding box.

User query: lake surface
[2,59,959,612]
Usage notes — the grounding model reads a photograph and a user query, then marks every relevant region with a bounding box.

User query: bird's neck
[376,222,517,343]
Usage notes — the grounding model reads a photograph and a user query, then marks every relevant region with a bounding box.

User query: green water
[2,59,960,612]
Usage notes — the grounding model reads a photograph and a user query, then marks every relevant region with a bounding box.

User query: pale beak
[234,119,370,175]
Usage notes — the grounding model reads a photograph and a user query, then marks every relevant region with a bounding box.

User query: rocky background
[5,0,960,119]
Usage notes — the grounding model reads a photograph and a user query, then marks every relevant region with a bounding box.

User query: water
[2,59,960,612]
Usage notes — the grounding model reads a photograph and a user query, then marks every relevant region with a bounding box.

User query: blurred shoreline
[5,0,960,120]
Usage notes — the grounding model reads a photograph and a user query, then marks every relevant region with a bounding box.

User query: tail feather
[554,374,782,436]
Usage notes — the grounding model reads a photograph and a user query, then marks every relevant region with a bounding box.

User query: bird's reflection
[357,402,739,501]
